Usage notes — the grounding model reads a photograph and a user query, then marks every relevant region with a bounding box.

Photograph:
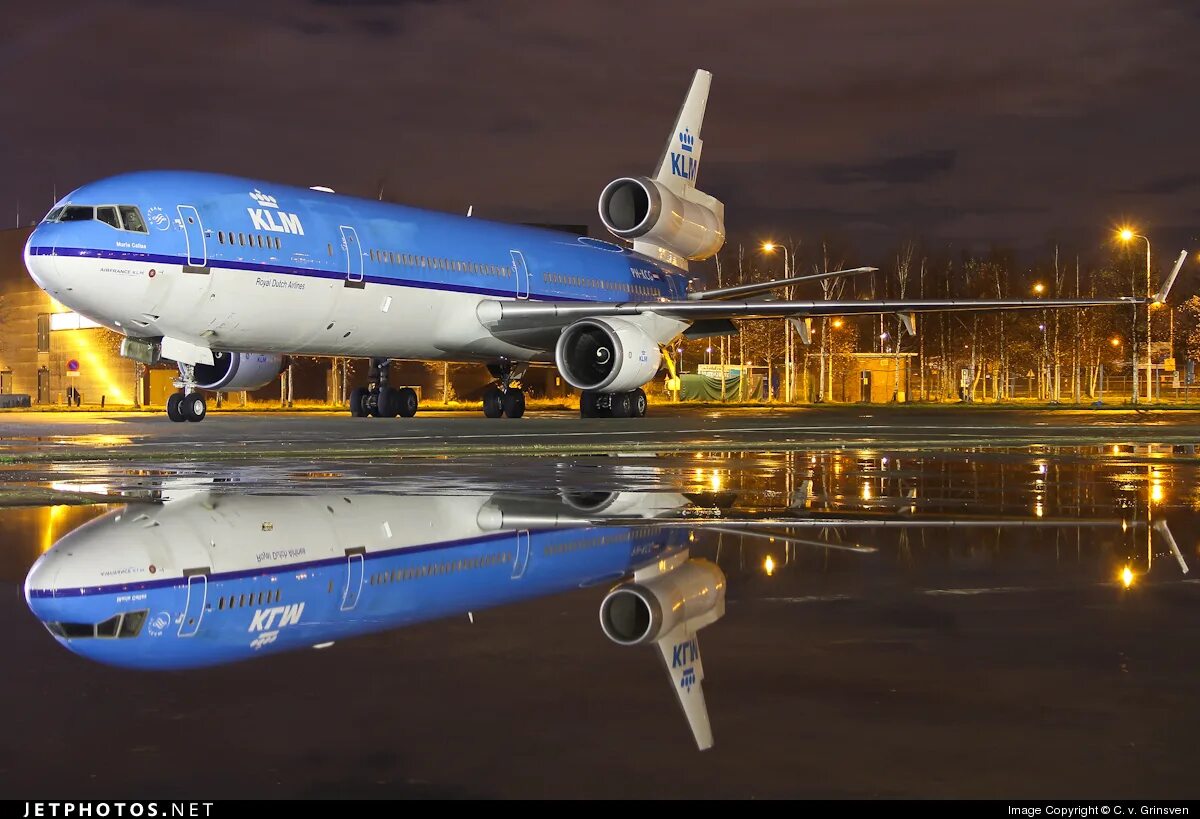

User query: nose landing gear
[482,360,526,419]
[166,364,207,422]
[349,358,418,418]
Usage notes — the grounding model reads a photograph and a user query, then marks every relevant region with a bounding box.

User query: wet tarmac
[3,434,1199,798]
[3,404,1200,463]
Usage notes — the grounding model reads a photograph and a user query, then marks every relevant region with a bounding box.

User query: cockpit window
[43,207,64,223]
[58,205,95,222]
[96,206,121,230]
[46,609,149,640]
[119,206,148,233]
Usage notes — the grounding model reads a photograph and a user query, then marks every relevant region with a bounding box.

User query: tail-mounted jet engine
[598,176,725,261]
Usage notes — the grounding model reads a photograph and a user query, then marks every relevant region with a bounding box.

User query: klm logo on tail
[247,189,305,235]
[670,129,700,181]
[672,635,700,692]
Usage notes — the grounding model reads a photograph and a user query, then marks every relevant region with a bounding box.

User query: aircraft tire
[632,388,648,417]
[376,387,401,418]
[397,387,419,418]
[349,386,369,417]
[610,391,635,418]
[482,387,504,418]
[502,388,526,419]
[580,390,599,418]
[166,392,186,423]
[182,393,207,423]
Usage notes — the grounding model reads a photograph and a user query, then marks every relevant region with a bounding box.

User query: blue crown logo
[679,128,695,153]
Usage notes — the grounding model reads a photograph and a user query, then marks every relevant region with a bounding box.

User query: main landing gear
[482,360,526,419]
[349,358,418,418]
[166,363,207,423]
[580,388,648,418]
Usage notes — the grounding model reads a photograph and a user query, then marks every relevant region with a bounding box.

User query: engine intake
[191,352,286,391]
[598,176,724,261]
[599,558,726,646]
[554,317,661,393]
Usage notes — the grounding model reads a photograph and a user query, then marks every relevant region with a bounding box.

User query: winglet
[1155,250,1188,304]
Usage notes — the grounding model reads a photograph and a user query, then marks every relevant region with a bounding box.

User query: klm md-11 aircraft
[22,70,1162,422]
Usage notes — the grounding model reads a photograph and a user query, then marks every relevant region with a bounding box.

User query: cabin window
[217,231,225,244]
[273,236,281,250]
[218,596,225,610]
[328,243,333,256]
[238,233,245,247]
[256,235,264,248]
[95,206,121,229]
[119,206,148,233]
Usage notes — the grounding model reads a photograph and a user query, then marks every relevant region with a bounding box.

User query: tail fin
[652,69,712,197]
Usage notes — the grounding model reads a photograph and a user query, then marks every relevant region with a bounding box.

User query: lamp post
[761,242,792,401]
[1119,228,1151,403]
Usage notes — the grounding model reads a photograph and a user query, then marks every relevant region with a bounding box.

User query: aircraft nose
[24,551,61,606]
[23,225,60,294]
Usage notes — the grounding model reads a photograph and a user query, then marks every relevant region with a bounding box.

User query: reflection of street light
[1118,226,1152,403]
[763,555,776,576]
[1033,282,1045,294]
[832,318,844,329]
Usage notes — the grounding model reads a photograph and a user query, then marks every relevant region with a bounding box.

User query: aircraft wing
[477,295,1141,334]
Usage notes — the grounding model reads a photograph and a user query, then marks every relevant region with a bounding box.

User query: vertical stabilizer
[652,69,712,197]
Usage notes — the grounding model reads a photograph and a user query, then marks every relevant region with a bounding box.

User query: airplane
[21,69,1171,423]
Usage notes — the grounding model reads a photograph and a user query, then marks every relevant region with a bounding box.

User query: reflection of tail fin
[656,626,713,749]
[652,69,711,197]
[599,553,725,750]
[1154,519,1189,574]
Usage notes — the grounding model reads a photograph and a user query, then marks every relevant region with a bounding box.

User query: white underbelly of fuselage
[63,256,550,363]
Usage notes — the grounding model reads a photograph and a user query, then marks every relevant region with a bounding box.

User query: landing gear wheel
[610,391,635,418]
[502,388,526,419]
[182,393,207,422]
[632,388,647,418]
[482,387,505,419]
[376,386,401,418]
[166,392,186,423]
[349,386,368,417]
[396,387,419,418]
[580,390,600,418]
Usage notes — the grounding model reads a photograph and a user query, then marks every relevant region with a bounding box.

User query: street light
[1111,337,1122,347]
[1118,227,1152,403]
[761,241,793,401]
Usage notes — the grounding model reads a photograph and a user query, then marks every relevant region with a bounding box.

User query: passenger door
[340,547,365,611]
[511,530,531,579]
[176,205,208,271]
[178,569,209,637]
[511,250,530,299]
[340,225,364,287]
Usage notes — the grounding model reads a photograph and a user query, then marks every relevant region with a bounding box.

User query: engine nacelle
[190,352,285,391]
[599,558,726,646]
[598,176,725,261]
[554,317,661,393]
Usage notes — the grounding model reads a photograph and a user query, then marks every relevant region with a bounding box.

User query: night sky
[4,0,1199,266]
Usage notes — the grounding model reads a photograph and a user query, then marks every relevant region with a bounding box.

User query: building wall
[834,354,913,403]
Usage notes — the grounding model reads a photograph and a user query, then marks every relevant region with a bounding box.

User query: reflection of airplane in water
[24,488,1185,750]
[25,490,726,748]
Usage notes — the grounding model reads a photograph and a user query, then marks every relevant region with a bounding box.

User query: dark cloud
[1124,174,1200,196]
[2,0,1199,263]
[818,150,957,186]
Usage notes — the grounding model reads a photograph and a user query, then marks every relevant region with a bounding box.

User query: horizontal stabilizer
[689,267,878,301]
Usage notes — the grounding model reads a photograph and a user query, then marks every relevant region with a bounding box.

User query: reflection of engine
[598,176,724,261]
[554,317,660,392]
[599,558,726,646]
[190,352,286,391]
